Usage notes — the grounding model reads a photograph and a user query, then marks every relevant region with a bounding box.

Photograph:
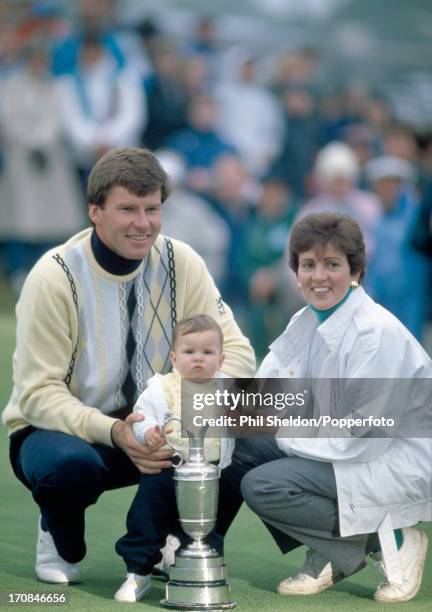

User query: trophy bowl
[176,465,218,551]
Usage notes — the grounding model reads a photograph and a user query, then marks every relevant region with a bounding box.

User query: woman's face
[297,243,360,310]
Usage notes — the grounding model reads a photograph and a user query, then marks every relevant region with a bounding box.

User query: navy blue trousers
[115,468,223,575]
[10,427,225,570]
[10,427,140,563]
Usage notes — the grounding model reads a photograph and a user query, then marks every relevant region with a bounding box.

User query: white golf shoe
[35,518,81,584]
[114,573,152,602]
[152,534,180,580]
[374,527,428,603]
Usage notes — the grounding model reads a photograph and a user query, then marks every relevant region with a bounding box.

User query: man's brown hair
[87,148,171,207]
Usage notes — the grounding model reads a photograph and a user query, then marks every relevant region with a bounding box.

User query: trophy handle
[162,416,189,467]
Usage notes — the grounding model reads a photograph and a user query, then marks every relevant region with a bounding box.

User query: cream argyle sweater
[2,229,255,445]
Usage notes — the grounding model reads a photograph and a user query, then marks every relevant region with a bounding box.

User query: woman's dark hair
[289,213,366,282]
[87,148,171,207]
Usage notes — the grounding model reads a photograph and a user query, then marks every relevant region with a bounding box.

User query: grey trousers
[222,436,378,577]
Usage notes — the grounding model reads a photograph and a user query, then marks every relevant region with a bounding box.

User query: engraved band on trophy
[160,416,236,610]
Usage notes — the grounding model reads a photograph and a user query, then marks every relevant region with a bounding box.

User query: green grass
[0,311,430,611]
[0,274,16,313]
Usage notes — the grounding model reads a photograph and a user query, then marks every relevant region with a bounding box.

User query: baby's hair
[172,315,224,349]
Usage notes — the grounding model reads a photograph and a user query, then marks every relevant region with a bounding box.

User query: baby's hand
[144,425,165,450]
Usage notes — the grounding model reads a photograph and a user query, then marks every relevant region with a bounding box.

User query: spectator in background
[134,17,161,60]
[184,15,222,85]
[205,154,256,317]
[270,85,322,198]
[0,21,23,78]
[156,149,230,287]
[411,180,432,352]
[321,82,369,143]
[50,1,152,78]
[216,48,284,177]
[57,30,145,191]
[412,181,432,257]
[167,93,235,194]
[363,94,393,137]
[238,176,303,358]
[414,138,432,349]
[51,0,125,76]
[141,39,188,151]
[344,123,380,188]
[382,123,419,165]
[180,53,210,99]
[365,156,430,341]
[270,47,323,97]
[187,15,216,56]
[417,132,432,195]
[298,142,381,256]
[0,40,85,295]
[16,2,69,51]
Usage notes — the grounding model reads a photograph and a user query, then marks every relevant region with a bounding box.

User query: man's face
[88,186,162,260]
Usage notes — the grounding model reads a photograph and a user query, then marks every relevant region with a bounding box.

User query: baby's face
[171,330,224,379]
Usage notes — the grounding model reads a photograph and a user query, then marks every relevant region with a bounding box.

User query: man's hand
[111,413,173,474]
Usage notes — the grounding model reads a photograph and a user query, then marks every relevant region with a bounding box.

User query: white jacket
[257,287,431,582]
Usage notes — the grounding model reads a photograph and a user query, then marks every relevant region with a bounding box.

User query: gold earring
[297,282,302,291]
[351,280,359,288]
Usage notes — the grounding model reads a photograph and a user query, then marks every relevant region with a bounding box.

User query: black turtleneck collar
[91,229,143,275]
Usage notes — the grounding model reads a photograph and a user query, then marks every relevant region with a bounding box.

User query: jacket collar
[270,286,368,367]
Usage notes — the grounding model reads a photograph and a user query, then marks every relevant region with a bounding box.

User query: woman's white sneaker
[277,549,344,595]
[36,518,81,584]
[114,573,151,602]
[374,527,428,603]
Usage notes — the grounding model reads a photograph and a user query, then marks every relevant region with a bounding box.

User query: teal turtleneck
[309,286,353,323]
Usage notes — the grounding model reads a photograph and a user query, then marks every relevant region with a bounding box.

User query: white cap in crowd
[314,142,359,183]
[365,156,415,184]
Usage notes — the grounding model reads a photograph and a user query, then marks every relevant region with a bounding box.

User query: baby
[114,314,232,603]
[133,314,225,461]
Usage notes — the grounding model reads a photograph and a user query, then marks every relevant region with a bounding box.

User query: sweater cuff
[87,411,120,447]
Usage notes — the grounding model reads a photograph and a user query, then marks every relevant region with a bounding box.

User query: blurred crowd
[0,0,431,356]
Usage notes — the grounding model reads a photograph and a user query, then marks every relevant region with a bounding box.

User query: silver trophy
[160,416,236,610]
